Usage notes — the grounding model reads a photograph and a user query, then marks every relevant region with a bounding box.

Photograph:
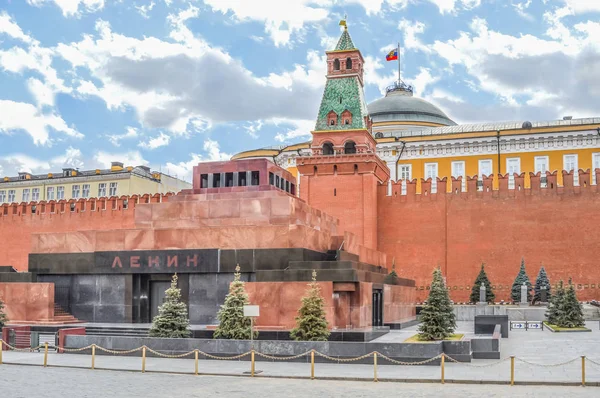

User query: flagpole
[397,42,401,83]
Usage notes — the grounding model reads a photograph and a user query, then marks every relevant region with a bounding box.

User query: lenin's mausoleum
[1,24,600,329]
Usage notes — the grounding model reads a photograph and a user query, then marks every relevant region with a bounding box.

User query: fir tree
[511,258,532,303]
[533,266,551,303]
[418,268,456,340]
[469,263,495,304]
[560,279,585,328]
[0,298,8,328]
[148,273,191,338]
[546,280,565,325]
[214,265,257,340]
[290,270,331,341]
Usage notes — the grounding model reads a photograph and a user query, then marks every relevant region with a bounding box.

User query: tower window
[327,110,337,126]
[330,120,335,126]
[344,141,356,154]
[322,142,334,156]
[333,59,340,71]
[339,97,342,104]
[345,119,350,125]
[346,57,352,70]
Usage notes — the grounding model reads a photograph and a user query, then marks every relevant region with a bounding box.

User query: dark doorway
[150,281,171,320]
[55,285,71,314]
[372,289,383,327]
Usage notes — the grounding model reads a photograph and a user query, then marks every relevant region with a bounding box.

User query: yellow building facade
[0,162,191,204]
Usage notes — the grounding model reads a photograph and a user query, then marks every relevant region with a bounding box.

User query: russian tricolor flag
[386,49,398,61]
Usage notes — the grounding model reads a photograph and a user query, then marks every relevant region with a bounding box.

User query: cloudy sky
[0,0,599,181]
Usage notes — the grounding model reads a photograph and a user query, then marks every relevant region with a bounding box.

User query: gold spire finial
[339,14,347,29]
[312,269,317,282]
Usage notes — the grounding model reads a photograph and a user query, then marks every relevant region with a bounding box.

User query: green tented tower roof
[334,28,356,51]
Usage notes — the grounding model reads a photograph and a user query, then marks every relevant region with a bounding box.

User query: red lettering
[167,255,178,268]
[111,256,123,268]
[186,254,198,267]
[148,256,159,268]
[130,256,140,268]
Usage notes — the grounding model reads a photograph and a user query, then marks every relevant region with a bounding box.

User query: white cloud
[513,0,534,21]
[26,0,105,17]
[428,88,464,103]
[135,1,155,19]
[398,18,431,53]
[0,146,84,176]
[244,121,263,139]
[0,11,33,43]
[273,119,313,142]
[411,67,439,96]
[107,126,139,147]
[162,139,231,181]
[563,0,600,14]
[94,150,148,168]
[138,132,171,150]
[0,100,82,145]
[203,0,329,47]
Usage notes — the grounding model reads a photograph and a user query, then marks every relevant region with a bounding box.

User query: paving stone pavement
[0,364,598,398]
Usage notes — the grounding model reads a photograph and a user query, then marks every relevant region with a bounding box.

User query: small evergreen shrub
[511,258,532,303]
[214,265,257,340]
[290,270,330,341]
[469,263,495,304]
[418,268,456,340]
[148,274,191,338]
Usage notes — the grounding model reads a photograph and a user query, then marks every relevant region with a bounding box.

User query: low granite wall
[454,305,548,321]
[65,335,472,365]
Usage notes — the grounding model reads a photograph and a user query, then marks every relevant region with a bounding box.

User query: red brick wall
[378,171,600,302]
[0,194,169,271]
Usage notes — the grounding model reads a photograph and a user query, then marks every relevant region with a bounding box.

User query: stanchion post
[0,339,3,365]
[582,356,586,386]
[441,354,445,384]
[310,350,315,380]
[43,342,49,367]
[142,346,146,373]
[510,356,515,386]
[374,352,378,382]
[251,349,255,377]
[195,350,199,375]
[91,344,96,370]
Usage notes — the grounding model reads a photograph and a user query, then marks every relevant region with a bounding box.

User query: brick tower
[297,20,389,251]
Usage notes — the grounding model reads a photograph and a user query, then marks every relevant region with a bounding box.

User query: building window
[98,183,107,197]
[47,187,55,201]
[225,172,234,187]
[564,154,579,186]
[0,190,5,203]
[593,153,600,185]
[425,163,438,193]
[506,158,521,189]
[32,188,39,201]
[534,156,549,187]
[200,174,209,188]
[72,185,80,199]
[251,171,260,186]
[451,161,466,192]
[212,174,221,188]
[399,164,411,195]
[346,57,352,70]
[327,110,337,126]
[322,142,334,156]
[57,186,65,200]
[275,175,280,188]
[285,180,290,193]
[7,190,15,203]
[333,58,340,71]
[478,159,493,191]
[22,188,30,202]
[109,182,118,196]
[82,184,90,198]
[238,172,247,187]
[269,172,274,185]
[344,141,356,154]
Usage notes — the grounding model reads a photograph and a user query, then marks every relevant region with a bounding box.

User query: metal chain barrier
[375,352,442,366]
[198,351,251,360]
[443,354,511,368]
[515,357,580,368]
[60,345,94,353]
[1,342,43,352]
[254,351,311,361]
[144,347,196,359]
[94,346,145,355]
[314,351,374,362]
[583,357,600,367]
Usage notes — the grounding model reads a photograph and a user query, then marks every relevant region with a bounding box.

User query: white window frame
[32,188,39,201]
[57,186,65,200]
[0,190,6,203]
[22,188,30,202]
[399,164,412,195]
[563,154,579,186]
[451,160,466,191]
[98,183,107,198]
[72,185,80,199]
[534,156,549,187]
[109,182,118,197]
[506,157,521,189]
[592,153,600,185]
[424,162,438,193]
[7,190,15,203]
[82,184,90,198]
[478,159,493,191]
[47,187,55,201]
